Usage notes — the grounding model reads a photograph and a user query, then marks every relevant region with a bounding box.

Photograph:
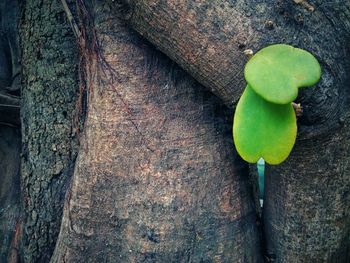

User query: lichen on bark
[20,0,79,261]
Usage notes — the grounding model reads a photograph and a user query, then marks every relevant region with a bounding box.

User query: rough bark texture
[125,0,251,108]
[20,0,79,262]
[119,0,350,261]
[124,0,350,128]
[264,116,350,263]
[51,1,262,262]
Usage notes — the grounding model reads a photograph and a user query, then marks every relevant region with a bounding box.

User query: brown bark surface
[121,0,350,262]
[264,118,350,262]
[125,0,251,107]
[124,0,350,127]
[15,0,350,261]
[51,2,261,262]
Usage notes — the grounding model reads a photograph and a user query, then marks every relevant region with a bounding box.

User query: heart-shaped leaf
[233,85,297,165]
[244,44,321,104]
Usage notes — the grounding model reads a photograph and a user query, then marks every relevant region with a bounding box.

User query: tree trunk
[21,0,79,261]
[14,0,350,262]
[51,1,261,262]
[263,118,350,262]
[119,0,350,261]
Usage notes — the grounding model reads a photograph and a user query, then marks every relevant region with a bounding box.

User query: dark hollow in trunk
[0,126,21,263]
[0,0,21,261]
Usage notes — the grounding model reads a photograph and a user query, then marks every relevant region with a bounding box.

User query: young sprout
[244,44,321,105]
[234,86,297,164]
[233,44,321,165]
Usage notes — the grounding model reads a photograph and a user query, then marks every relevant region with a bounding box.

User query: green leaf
[233,85,297,165]
[244,44,321,104]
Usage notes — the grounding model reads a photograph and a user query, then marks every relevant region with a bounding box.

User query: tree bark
[51,1,261,262]
[15,0,350,262]
[21,0,79,262]
[123,0,251,108]
[263,118,350,262]
[123,0,350,125]
[119,0,350,261]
